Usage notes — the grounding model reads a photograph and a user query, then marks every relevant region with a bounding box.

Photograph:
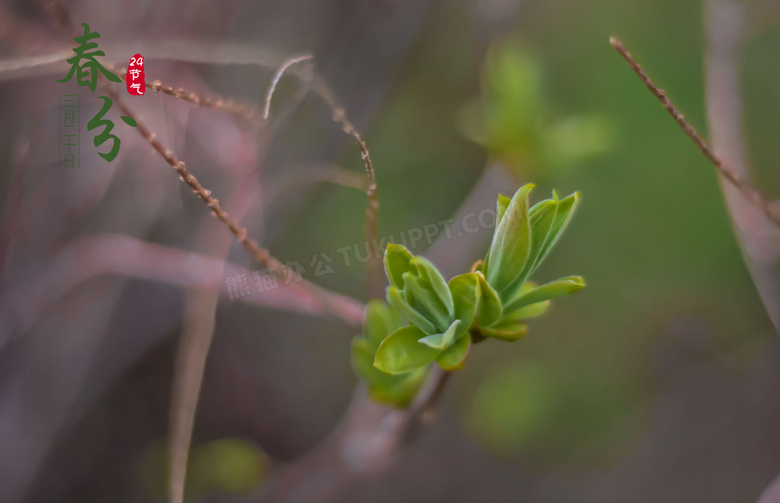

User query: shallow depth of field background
[0,0,778,502]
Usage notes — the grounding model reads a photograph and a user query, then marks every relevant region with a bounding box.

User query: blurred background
[0,0,779,501]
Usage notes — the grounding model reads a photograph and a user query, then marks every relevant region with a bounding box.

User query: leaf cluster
[351,185,585,406]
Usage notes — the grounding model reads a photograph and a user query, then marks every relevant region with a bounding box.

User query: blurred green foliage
[457,38,614,178]
[139,438,268,501]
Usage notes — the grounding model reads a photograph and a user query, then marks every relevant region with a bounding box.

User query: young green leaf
[496,193,512,225]
[480,320,528,341]
[500,197,558,300]
[483,193,512,274]
[384,243,414,289]
[374,325,441,374]
[475,272,503,328]
[502,276,585,313]
[436,333,471,370]
[448,273,479,340]
[387,285,438,335]
[403,273,450,332]
[411,256,454,316]
[485,184,534,294]
[418,320,461,350]
[529,192,579,275]
[366,368,428,407]
[503,300,549,321]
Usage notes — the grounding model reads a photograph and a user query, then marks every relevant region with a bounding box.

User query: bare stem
[309,77,382,297]
[609,37,780,229]
[263,54,313,119]
[107,64,262,124]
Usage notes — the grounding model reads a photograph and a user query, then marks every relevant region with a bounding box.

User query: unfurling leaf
[503,276,585,313]
[374,325,441,374]
[480,320,528,341]
[418,320,461,350]
[384,243,414,289]
[485,184,534,295]
[387,285,438,335]
[436,333,471,370]
[412,256,454,316]
[475,272,502,328]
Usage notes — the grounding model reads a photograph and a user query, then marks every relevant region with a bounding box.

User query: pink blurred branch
[704,0,780,332]
[0,233,364,348]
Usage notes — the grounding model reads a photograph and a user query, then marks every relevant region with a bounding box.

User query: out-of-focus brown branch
[609,37,780,230]
[758,473,780,503]
[703,0,780,333]
[263,367,452,502]
[147,76,260,125]
[169,289,219,503]
[169,168,262,503]
[0,233,364,348]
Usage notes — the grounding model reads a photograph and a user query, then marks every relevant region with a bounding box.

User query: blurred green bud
[457,37,613,178]
[350,300,429,407]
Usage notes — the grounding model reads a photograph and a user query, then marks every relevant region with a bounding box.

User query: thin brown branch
[168,157,262,503]
[609,37,780,229]
[147,78,261,125]
[107,64,262,125]
[263,54,313,120]
[309,77,381,297]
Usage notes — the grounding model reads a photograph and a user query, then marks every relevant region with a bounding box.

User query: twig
[106,64,262,125]
[309,77,382,297]
[263,54,313,120]
[609,37,780,229]
[147,78,261,125]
